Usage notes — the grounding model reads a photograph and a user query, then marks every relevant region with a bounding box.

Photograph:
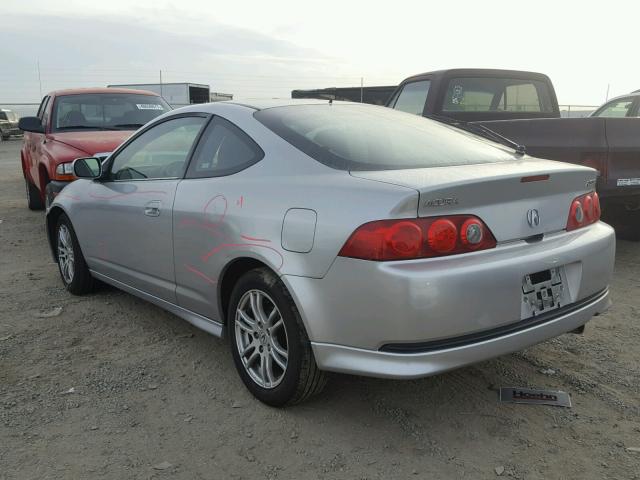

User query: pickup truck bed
[388,69,640,237]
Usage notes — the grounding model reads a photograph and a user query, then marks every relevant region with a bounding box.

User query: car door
[172,116,265,320]
[25,96,50,185]
[75,114,208,302]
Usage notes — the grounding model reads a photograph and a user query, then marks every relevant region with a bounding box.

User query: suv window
[392,81,430,115]
[0,112,7,121]
[110,116,206,181]
[443,77,553,113]
[593,98,635,118]
[186,117,264,178]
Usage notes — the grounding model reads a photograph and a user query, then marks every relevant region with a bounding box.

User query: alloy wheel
[234,289,289,389]
[57,224,75,284]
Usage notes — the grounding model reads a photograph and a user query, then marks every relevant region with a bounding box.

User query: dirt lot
[0,138,638,480]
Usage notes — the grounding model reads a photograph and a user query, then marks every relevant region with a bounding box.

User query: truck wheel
[228,267,328,407]
[25,178,44,210]
[55,214,96,294]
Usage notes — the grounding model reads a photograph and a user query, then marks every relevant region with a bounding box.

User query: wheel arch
[38,162,50,196]
[218,257,279,326]
[45,206,67,261]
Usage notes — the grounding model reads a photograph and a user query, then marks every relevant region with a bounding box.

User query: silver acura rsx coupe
[45,99,615,406]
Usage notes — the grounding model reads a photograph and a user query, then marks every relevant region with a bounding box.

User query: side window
[594,99,634,118]
[392,81,430,115]
[186,117,264,178]
[110,116,206,181]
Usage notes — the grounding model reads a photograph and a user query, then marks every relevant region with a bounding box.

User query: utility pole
[37,60,43,100]
[605,83,610,102]
[360,77,364,103]
[159,70,164,98]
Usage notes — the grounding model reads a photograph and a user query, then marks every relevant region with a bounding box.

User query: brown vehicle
[387,69,640,238]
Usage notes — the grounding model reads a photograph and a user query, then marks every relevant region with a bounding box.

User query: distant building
[210,92,233,102]
[291,85,397,106]
[108,82,210,106]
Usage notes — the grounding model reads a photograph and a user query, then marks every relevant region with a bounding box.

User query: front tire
[25,178,44,210]
[228,268,327,406]
[55,214,96,294]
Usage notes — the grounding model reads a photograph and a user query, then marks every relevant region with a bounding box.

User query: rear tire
[228,268,327,407]
[25,177,44,210]
[55,214,96,295]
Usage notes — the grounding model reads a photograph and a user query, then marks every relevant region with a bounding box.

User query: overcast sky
[1,0,638,105]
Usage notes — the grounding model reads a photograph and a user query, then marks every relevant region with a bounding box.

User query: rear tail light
[566,191,600,231]
[338,215,497,261]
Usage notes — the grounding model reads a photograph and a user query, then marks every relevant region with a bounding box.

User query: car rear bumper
[283,222,615,378]
[310,288,609,378]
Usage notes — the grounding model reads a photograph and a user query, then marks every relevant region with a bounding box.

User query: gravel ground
[1,138,639,480]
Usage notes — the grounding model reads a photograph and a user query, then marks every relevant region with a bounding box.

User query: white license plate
[522,267,564,317]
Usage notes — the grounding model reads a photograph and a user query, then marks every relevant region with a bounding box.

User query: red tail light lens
[566,191,600,231]
[339,215,497,261]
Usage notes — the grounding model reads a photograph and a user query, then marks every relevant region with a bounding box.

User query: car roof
[223,98,343,110]
[48,87,160,97]
[400,68,552,83]
[174,98,355,114]
[600,92,640,105]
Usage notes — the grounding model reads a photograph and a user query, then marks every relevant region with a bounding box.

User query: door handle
[144,200,161,217]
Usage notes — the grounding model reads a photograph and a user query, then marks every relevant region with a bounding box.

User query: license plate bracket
[522,267,564,317]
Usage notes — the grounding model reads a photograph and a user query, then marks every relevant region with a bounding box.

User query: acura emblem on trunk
[527,209,540,228]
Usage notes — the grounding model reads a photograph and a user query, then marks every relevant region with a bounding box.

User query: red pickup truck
[19,88,171,209]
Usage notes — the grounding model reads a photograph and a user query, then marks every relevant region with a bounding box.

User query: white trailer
[108,83,210,107]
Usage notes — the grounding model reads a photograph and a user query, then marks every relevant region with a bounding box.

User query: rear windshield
[254,104,515,171]
[52,94,171,133]
[443,77,554,113]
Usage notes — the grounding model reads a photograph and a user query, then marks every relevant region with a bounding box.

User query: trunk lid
[350,158,597,242]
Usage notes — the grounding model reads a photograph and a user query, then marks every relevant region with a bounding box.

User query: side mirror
[73,157,102,179]
[18,116,44,134]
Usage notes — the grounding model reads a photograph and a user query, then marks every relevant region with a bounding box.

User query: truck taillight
[566,192,600,231]
[338,215,497,261]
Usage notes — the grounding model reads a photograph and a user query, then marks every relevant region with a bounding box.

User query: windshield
[254,104,516,171]
[52,94,171,132]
